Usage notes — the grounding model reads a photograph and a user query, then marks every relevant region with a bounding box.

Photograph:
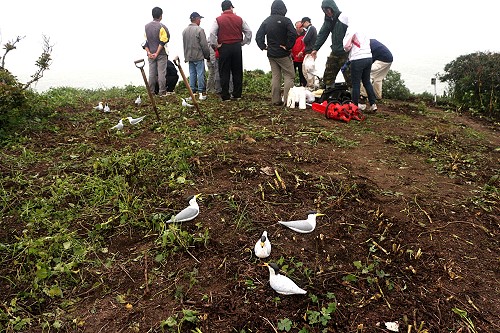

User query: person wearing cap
[182,12,211,100]
[256,0,296,106]
[299,16,318,88]
[209,0,252,102]
[143,7,170,95]
[310,0,350,89]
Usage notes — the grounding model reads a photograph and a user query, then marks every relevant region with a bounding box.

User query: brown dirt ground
[1,94,499,333]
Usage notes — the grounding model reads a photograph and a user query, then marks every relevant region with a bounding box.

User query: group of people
[143,0,393,112]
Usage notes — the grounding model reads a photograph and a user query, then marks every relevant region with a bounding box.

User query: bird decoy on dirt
[93,102,103,111]
[262,262,307,295]
[254,231,271,259]
[126,115,146,125]
[135,95,142,106]
[278,211,325,233]
[110,118,124,131]
[103,103,111,113]
[168,194,201,223]
[181,98,194,108]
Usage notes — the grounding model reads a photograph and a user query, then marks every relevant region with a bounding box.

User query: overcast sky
[1,0,499,93]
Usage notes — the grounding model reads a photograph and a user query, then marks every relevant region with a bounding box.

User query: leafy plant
[440,52,500,117]
[383,70,411,100]
[277,318,293,332]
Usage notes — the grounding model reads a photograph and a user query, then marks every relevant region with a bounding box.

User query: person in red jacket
[209,1,252,102]
[291,21,306,87]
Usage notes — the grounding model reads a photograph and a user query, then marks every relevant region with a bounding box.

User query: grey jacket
[182,23,210,62]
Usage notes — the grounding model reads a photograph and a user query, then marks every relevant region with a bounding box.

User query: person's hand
[311,50,318,59]
[298,51,303,57]
[341,60,350,73]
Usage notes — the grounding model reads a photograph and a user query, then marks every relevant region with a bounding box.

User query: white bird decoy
[181,98,194,108]
[168,194,201,223]
[254,231,271,258]
[93,102,103,111]
[278,211,325,233]
[110,118,124,131]
[126,115,146,125]
[263,262,307,295]
[135,95,142,106]
[103,103,111,112]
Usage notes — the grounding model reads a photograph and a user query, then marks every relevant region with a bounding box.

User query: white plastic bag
[302,54,319,89]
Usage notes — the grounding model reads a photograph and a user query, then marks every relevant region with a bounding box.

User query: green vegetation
[440,52,500,117]
[0,48,497,331]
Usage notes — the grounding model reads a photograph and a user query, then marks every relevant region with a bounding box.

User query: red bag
[311,100,365,122]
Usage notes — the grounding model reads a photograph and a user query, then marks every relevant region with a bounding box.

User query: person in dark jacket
[256,0,297,106]
[310,0,350,88]
[154,60,179,94]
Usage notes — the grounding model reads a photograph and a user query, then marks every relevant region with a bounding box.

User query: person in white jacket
[341,14,377,112]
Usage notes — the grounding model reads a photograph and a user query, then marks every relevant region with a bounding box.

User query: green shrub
[243,69,272,95]
[383,69,411,100]
[0,69,28,138]
[0,69,26,115]
[440,52,500,117]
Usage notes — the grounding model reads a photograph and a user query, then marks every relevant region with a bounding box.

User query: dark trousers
[350,57,376,105]
[218,42,243,100]
[294,61,307,86]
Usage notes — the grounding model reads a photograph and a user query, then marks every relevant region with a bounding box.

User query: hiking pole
[172,56,202,116]
[134,59,160,121]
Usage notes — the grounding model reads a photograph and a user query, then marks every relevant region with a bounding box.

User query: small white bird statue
[126,115,146,125]
[168,194,201,223]
[110,118,124,131]
[181,98,194,108]
[135,95,142,106]
[278,211,325,233]
[103,103,111,113]
[254,231,271,259]
[93,102,104,111]
[263,262,307,295]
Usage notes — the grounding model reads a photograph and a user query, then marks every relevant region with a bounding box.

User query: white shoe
[358,103,367,111]
[369,104,378,112]
[199,93,207,101]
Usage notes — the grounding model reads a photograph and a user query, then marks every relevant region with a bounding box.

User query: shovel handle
[134,59,145,68]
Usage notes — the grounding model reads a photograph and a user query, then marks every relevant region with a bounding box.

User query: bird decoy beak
[316,213,325,216]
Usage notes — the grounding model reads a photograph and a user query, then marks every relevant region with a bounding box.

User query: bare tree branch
[1,36,24,69]
[23,35,53,90]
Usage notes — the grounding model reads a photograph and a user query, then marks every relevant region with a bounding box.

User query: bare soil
[2,95,499,332]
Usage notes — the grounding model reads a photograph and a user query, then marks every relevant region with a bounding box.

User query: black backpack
[318,83,351,103]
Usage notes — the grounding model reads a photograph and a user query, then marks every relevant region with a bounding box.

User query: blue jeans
[188,60,206,93]
[350,57,376,105]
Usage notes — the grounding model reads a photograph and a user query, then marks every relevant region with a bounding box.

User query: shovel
[134,59,160,121]
[172,56,202,116]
